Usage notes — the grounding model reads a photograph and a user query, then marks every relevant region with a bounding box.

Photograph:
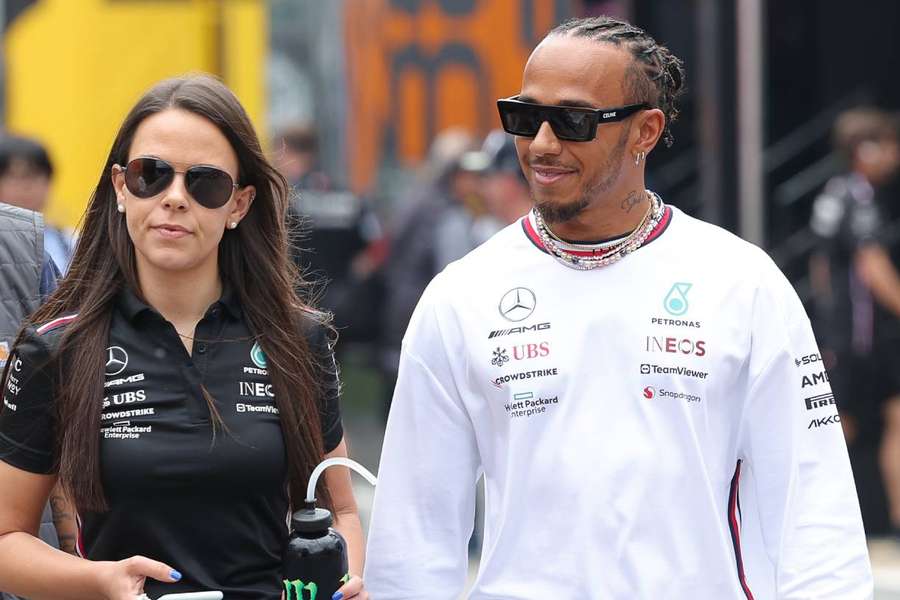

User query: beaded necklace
[532,190,664,270]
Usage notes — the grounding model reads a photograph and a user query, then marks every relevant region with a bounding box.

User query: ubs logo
[105,346,128,376]
[499,287,536,322]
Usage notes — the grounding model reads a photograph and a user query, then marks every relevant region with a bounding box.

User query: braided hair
[550,16,686,147]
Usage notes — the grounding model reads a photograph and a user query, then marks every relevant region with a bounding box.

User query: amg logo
[808,414,841,429]
[488,322,551,339]
[805,393,835,410]
[104,373,146,388]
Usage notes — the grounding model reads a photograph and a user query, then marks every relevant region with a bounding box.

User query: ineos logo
[105,346,128,376]
[499,287,536,322]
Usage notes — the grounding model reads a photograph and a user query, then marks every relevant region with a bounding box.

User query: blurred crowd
[268,125,533,419]
[808,107,900,539]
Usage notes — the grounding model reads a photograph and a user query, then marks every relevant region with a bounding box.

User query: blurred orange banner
[344,0,576,194]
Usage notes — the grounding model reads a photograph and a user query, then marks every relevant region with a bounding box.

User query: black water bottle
[282,501,349,600]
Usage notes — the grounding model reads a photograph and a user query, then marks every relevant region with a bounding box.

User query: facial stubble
[533,123,631,225]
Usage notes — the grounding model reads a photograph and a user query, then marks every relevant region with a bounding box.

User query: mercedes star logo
[105,346,128,376]
[498,287,536,322]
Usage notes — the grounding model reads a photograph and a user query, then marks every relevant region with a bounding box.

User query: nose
[161,173,189,211]
[529,121,562,157]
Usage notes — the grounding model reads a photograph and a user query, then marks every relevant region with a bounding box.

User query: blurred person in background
[0,75,367,600]
[378,128,482,416]
[367,15,871,598]
[809,107,900,536]
[275,125,387,347]
[473,129,534,232]
[0,135,75,273]
[0,202,62,600]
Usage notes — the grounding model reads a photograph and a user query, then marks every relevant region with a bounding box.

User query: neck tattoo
[620,190,644,213]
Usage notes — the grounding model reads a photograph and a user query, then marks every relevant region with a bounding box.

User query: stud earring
[117,203,125,213]
[229,221,238,229]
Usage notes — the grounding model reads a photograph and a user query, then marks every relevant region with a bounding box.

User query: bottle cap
[291,500,334,533]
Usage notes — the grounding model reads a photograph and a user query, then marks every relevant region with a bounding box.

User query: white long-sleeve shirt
[365,205,872,599]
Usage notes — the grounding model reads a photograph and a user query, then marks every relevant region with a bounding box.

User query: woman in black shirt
[0,75,367,600]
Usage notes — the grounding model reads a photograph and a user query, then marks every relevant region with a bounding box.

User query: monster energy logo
[284,579,317,600]
[283,574,351,600]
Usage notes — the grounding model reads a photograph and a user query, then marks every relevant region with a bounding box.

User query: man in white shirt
[365,15,872,599]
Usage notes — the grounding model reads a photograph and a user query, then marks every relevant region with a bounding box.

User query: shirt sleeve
[0,327,58,474]
[739,253,873,598]
[306,321,343,453]
[39,253,60,301]
[365,273,480,600]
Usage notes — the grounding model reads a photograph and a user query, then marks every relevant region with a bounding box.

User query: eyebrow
[517,96,598,109]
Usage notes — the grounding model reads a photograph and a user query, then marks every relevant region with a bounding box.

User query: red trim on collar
[521,205,673,257]
[36,314,78,335]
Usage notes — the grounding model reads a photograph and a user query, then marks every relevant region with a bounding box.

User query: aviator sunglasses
[118,157,239,209]
[496,96,649,142]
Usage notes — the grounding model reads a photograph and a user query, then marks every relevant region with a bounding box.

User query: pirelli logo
[805,393,835,411]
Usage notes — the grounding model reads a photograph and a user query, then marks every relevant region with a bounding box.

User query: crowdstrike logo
[105,346,128,376]
[499,287,536,322]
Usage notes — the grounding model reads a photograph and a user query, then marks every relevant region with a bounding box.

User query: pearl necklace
[532,191,664,270]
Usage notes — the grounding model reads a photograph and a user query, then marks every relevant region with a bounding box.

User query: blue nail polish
[170,570,182,581]
[332,593,344,600]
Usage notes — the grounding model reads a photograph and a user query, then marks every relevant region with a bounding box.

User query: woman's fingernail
[170,570,182,581]
[332,593,344,600]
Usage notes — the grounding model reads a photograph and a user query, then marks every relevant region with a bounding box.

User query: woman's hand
[95,555,181,600]
[332,574,368,600]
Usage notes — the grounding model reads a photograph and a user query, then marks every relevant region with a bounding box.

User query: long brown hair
[23,74,333,513]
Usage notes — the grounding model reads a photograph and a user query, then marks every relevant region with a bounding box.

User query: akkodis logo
[663,282,692,316]
[643,386,656,399]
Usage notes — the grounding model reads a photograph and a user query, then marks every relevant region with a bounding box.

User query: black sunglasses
[497,96,649,142]
[118,157,239,209]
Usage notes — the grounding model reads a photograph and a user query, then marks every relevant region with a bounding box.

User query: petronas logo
[250,341,267,369]
[663,282,692,316]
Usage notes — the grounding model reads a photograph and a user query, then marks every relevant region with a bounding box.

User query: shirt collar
[116,282,243,323]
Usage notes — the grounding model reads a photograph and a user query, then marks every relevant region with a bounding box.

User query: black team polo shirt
[0,287,343,600]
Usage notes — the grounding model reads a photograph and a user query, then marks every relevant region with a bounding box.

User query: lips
[152,223,192,239]
[531,164,576,186]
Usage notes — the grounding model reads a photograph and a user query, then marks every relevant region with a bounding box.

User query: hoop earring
[634,151,646,166]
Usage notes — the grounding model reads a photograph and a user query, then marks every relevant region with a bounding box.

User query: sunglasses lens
[185,166,235,209]
[499,102,541,137]
[125,158,174,198]
[552,110,594,141]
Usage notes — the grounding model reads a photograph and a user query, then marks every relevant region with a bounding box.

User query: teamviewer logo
[640,363,651,374]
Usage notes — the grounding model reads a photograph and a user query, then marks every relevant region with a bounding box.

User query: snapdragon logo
[642,386,701,403]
